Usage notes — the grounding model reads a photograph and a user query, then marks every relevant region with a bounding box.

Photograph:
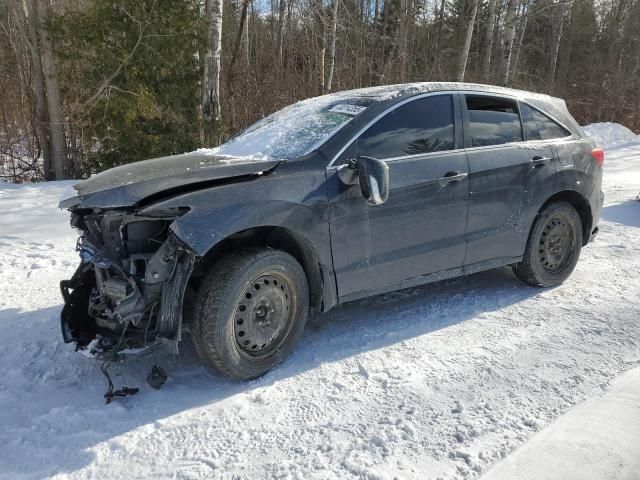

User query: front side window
[356,95,455,159]
[521,103,571,140]
[466,95,523,147]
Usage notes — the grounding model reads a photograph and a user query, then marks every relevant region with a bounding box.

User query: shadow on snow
[601,199,640,228]
[0,266,544,478]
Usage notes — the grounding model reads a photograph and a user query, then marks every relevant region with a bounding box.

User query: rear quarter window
[520,103,571,140]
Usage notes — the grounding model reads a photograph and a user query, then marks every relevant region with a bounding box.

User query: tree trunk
[228,0,250,90]
[326,0,339,92]
[456,0,479,82]
[33,0,68,179]
[314,0,326,94]
[276,0,286,67]
[202,0,224,145]
[398,0,409,82]
[499,0,518,87]
[17,0,52,180]
[318,45,326,94]
[481,0,497,82]
[548,2,565,90]
[595,0,627,119]
[376,0,390,82]
[428,0,447,80]
[510,0,528,84]
[556,0,579,96]
[243,0,250,67]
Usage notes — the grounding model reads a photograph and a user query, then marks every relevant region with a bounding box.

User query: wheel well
[186,226,325,314]
[540,190,592,245]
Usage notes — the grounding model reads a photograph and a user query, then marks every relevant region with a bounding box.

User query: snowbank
[582,122,640,149]
[482,367,640,480]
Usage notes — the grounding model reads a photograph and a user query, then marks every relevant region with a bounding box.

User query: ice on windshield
[214,96,375,159]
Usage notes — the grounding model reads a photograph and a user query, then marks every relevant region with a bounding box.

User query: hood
[59,152,282,210]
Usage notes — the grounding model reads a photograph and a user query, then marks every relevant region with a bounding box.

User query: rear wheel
[192,249,309,379]
[513,201,583,287]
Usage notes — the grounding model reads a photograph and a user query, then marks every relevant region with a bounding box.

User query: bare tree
[510,0,529,83]
[16,0,52,179]
[595,0,630,118]
[326,0,339,92]
[499,0,518,86]
[243,0,250,67]
[31,0,68,179]
[397,0,410,82]
[556,0,579,96]
[228,0,251,87]
[202,0,224,144]
[456,0,479,82]
[548,1,566,89]
[481,0,497,82]
[276,0,286,67]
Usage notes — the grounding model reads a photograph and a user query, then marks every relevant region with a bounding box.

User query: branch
[80,4,155,109]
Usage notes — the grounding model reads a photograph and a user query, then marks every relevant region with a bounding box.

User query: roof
[309,81,581,135]
[314,82,561,104]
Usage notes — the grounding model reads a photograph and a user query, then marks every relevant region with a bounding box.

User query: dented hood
[59,152,282,210]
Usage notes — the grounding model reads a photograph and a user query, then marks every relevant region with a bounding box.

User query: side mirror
[357,156,389,205]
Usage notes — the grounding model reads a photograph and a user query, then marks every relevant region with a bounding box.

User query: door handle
[439,171,468,186]
[530,156,552,169]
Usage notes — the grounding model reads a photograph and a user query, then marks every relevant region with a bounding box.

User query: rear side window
[356,95,455,159]
[520,103,571,140]
[466,96,523,147]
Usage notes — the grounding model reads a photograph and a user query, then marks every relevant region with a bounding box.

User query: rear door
[462,94,557,267]
[327,93,469,299]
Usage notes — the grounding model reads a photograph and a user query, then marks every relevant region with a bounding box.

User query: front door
[327,93,470,300]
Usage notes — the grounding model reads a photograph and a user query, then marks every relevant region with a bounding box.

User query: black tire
[192,248,309,380]
[513,201,583,287]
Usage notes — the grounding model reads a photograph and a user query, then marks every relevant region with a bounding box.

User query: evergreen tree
[57,0,202,172]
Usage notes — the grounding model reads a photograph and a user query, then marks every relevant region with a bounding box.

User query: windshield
[215,96,374,160]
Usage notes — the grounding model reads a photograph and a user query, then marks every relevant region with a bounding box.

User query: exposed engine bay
[60,209,196,361]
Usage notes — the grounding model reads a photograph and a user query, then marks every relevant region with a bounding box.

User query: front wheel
[513,201,583,287]
[192,249,309,380]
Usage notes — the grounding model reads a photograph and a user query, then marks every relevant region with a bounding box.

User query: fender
[138,162,337,309]
[140,168,328,254]
[522,166,596,245]
[511,142,596,258]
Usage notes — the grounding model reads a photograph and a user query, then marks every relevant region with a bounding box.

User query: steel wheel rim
[233,271,296,359]
[538,214,575,273]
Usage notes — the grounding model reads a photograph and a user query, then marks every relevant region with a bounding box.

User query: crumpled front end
[60,209,196,360]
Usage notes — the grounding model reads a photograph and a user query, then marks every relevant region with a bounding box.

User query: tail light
[591,148,604,166]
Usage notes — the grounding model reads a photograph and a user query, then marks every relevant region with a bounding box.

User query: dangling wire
[101,360,139,405]
[101,361,114,399]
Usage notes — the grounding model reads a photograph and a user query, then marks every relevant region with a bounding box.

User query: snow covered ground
[483,367,640,480]
[0,129,639,479]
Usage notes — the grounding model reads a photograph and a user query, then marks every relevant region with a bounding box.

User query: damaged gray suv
[60,82,604,380]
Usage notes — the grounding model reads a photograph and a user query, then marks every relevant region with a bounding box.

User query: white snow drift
[0,124,639,480]
[582,121,640,149]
